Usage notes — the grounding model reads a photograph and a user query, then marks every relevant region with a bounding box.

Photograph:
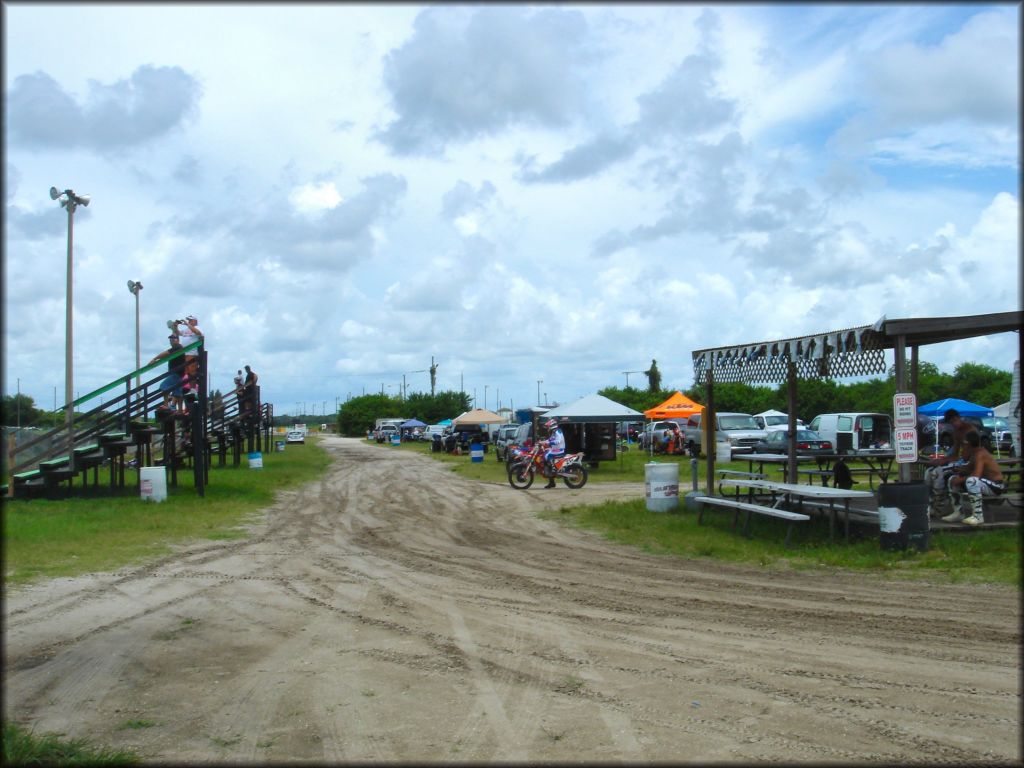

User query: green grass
[2,722,138,766]
[382,439,1020,585]
[543,497,1021,585]
[3,441,332,586]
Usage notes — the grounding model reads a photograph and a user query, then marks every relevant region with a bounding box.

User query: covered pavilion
[691,311,1022,491]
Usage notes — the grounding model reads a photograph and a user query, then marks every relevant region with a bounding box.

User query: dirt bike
[506,443,588,490]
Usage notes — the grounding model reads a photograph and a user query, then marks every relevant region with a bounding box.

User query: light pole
[537,379,543,406]
[484,384,488,411]
[51,186,90,450]
[127,280,143,401]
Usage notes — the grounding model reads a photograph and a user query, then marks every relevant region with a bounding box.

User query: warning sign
[893,392,917,428]
[895,428,918,463]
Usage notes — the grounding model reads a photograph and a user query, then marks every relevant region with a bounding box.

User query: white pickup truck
[680,412,767,457]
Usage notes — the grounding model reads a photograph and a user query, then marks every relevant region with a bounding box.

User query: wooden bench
[696,495,810,547]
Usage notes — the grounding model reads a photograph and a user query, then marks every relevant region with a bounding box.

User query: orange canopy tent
[643,391,704,420]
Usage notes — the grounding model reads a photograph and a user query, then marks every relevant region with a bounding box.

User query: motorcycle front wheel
[561,464,588,489]
[508,463,535,490]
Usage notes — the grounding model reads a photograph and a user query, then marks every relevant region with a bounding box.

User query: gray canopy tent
[691,311,1022,490]
[543,393,643,464]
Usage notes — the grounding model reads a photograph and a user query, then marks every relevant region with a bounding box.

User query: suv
[493,424,521,461]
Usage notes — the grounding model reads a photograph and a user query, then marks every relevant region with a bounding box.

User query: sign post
[893,393,918,464]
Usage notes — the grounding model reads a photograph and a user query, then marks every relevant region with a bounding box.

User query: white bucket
[248,451,263,469]
[715,440,732,462]
[644,462,679,513]
[140,466,167,503]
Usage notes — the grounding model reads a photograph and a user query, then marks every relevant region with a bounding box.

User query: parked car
[375,424,399,443]
[638,420,683,450]
[916,414,1002,453]
[286,429,305,444]
[753,413,806,431]
[751,429,833,455]
[494,424,521,461]
[982,416,1014,454]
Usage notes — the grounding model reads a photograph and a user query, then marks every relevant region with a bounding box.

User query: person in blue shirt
[542,417,565,489]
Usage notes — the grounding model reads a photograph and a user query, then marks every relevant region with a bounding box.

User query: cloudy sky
[4,3,1020,418]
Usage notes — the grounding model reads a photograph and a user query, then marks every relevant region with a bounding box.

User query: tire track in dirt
[4,436,1020,763]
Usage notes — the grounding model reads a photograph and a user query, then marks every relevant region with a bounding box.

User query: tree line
[4,361,1012,433]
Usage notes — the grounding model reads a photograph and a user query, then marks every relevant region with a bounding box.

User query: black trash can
[877,482,930,552]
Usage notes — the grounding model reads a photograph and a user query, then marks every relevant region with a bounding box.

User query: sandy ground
[4,436,1020,764]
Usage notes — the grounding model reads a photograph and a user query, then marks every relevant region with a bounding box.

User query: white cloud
[289,182,343,214]
[2,4,1018,412]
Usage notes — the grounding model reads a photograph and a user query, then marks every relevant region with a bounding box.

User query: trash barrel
[390,434,401,446]
[878,482,929,552]
[645,462,679,512]
[715,439,732,462]
[140,466,167,502]
[470,443,484,463]
[248,451,263,470]
[276,441,285,452]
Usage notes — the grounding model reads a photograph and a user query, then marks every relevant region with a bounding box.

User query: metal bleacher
[4,341,272,500]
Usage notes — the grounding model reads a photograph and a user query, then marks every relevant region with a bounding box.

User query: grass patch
[2,722,138,766]
[117,720,156,730]
[4,441,332,586]
[545,497,1021,586]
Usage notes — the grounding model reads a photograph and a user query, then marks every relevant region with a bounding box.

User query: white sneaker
[941,511,964,523]
[961,515,983,526]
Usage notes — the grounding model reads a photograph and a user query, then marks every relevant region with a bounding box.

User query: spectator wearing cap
[172,315,203,349]
[924,408,980,520]
[149,334,187,412]
[171,315,204,393]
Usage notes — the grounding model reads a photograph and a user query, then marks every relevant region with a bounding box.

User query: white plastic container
[644,462,679,513]
[715,440,732,462]
[140,466,167,502]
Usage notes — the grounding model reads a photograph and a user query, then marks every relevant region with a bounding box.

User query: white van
[808,413,893,454]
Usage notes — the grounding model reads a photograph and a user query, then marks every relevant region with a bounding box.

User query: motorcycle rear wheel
[508,463,535,490]
[561,464,588,489]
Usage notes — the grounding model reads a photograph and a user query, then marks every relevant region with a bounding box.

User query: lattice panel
[692,327,888,384]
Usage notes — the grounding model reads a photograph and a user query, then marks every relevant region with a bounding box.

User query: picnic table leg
[843,501,851,542]
[742,509,753,538]
[784,522,795,548]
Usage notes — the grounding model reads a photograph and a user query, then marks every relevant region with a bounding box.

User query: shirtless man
[946,431,1005,525]
[923,409,978,519]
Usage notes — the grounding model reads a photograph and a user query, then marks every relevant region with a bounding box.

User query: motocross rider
[542,417,565,489]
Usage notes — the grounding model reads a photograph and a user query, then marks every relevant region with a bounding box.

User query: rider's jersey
[546,428,565,456]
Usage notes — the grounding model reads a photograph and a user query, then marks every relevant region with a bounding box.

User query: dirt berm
[4,437,1020,763]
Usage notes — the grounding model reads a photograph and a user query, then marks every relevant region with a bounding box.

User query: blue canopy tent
[917,398,994,455]
[400,418,427,428]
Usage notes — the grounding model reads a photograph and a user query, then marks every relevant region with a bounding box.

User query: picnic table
[720,477,875,542]
[740,452,895,489]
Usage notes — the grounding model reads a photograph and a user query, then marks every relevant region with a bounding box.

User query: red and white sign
[893,392,917,428]
[895,428,918,463]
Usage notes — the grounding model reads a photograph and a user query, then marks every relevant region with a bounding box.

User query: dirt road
[4,437,1020,763]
